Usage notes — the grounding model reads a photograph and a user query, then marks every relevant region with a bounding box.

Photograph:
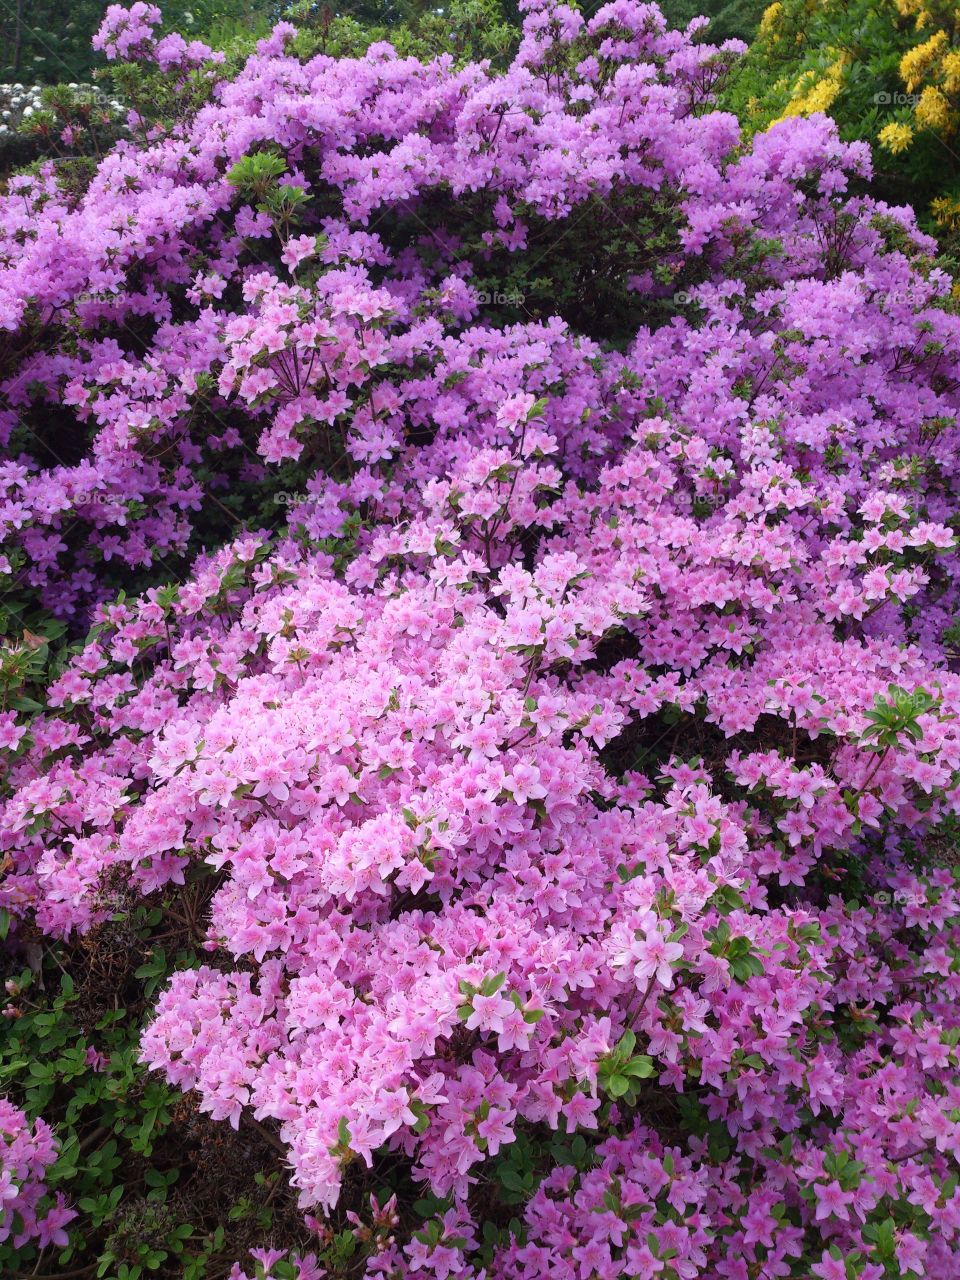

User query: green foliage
[658,0,766,43]
[226,150,290,194]
[0,897,310,1276]
[227,149,312,236]
[596,1030,655,1101]
[0,612,66,706]
[286,0,519,66]
[862,683,938,750]
[705,919,766,981]
[1,0,109,83]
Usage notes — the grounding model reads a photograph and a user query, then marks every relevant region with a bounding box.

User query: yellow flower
[932,194,960,228]
[806,79,842,111]
[915,83,955,129]
[758,1,783,33]
[900,31,948,91]
[942,49,960,92]
[775,57,846,121]
[895,0,936,25]
[878,121,915,153]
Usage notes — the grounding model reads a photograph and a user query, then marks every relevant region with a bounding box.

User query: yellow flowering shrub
[758,1,784,34]
[900,30,949,91]
[885,18,960,168]
[894,0,936,24]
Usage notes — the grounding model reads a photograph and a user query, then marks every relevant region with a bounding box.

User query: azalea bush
[2,1,960,1277]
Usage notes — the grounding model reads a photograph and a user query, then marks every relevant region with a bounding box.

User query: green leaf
[606,1073,630,1098]
[622,1055,655,1079]
[617,1030,637,1058]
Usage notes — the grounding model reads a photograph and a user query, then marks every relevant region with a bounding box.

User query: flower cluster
[0,1098,74,1251]
[0,84,45,135]
[93,2,220,70]
[2,2,960,1276]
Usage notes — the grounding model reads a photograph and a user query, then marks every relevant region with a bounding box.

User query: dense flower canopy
[2,2,960,1277]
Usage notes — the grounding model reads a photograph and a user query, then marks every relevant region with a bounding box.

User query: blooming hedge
[2,2,960,1277]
